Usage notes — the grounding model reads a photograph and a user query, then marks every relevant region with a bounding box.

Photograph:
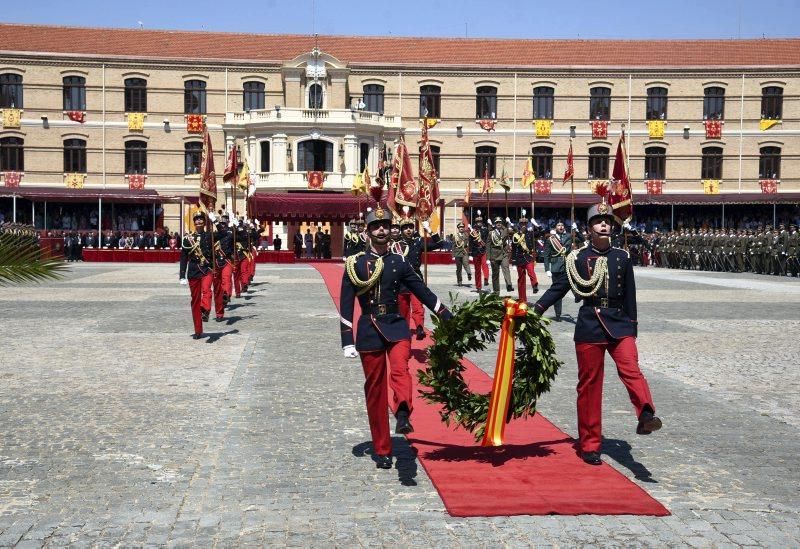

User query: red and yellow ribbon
[481,298,528,447]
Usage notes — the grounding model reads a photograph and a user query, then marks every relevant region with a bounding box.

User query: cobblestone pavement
[0,262,797,547]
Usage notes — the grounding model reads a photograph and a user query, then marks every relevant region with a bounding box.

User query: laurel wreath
[417,292,563,442]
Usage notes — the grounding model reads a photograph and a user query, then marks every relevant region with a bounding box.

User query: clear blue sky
[3,0,799,39]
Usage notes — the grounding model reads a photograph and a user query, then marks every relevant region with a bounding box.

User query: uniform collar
[590,244,611,255]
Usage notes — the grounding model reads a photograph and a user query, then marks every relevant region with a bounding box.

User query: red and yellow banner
[2,171,22,188]
[477,119,496,132]
[704,120,722,139]
[703,179,720,195]
[186,114,205,133]
[645,179,664,195]
[307,171,324,190]
[482,298,528,447]
[534,179,552,194]
[534,119,552,138]
[65,173,86,189]
[647,120,665,139]
[66,110,86,123]
[591,120,608,139]
[759,179,778,194]
[126,112,145,131]
[127,174,146,190]
[2,108,22,128]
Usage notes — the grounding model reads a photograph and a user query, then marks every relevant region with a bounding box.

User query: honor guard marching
[233,217,252,296]
[340,206,452,469]
[211,212,234,321]
[180,211,214,339]
[510,209,539,303]
[343,218,367,259]
[534,203,662,465]
[452,221,472,287]
[468,211,491,292]
[541,221,583,321]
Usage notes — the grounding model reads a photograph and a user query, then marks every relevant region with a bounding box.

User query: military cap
[192,210,206,221]
[365,206,391,227]
[586,201,621,226]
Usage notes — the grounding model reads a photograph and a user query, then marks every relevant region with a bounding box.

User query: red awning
[458,192,800,208]
[0,187,196,204]
[252,192,370,221]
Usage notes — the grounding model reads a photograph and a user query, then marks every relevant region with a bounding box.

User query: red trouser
[213,262,233,317]
[398,292,425,330]
[516,262,539,303]
[574,337,655,452]
[238,257,250,290]
[360,339,413,456]
[189,273,213,335]
[472,254,489,290]
[232,261,242,297]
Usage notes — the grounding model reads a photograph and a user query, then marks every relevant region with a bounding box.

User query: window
[308,83,323,109]
[124,140,147,174]
[124,78,147,112]
[419,85,441,118]
[185,142,202,175]
[533,86,554,119]
[531,146,553,179]
[363,84,384,114]
[260,141,270,172]
[0,74,23,108]
[701,146,723,179]
[0,136,24,171]
[589,87,611,120]
[759,146,781,179]
[430,145,441,175]
[359,143,370,172]
[644,146,666,180]
[474,146,496,178]
[243,81,265,111]
[297,139,333,172]
[588,146,610,179]
[476,86,497,119]
[64,138,87,173]
[703,87,725,120]
[63,76,86,111]
[184,80,207,114]
[761,87,783,120]
[646,87,668,120]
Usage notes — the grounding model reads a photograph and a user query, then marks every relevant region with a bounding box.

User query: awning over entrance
[0,187,195,204]
[252,192,370,221]
[457,192,800,208]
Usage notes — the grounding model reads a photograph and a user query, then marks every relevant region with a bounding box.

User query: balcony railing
[226,108,400,127]
[256,172,361,191]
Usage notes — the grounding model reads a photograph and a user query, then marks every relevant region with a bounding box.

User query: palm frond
[0,232,68,286]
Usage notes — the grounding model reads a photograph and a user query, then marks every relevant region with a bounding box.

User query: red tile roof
[2,23,799,68]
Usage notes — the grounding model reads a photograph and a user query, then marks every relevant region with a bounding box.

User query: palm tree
[0,230,67,285]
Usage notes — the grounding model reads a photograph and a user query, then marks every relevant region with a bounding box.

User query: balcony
[255,172,359,191]
[225,107,401,129]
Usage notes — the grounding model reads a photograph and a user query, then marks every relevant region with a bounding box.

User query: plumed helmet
[586,202,622,226]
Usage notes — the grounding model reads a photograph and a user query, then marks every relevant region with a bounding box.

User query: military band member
[510,210,539,303]
[533,202,662,465]
[179,211,214,339]
[340,206,452,469]
[541,221,583,321]
[469,211,491,292]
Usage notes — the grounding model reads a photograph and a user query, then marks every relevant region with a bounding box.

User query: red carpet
[313,263,669,517]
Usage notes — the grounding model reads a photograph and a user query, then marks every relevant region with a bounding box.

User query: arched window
[646,87,668,120]
[531,146,553,180]
[589,87,611,120]
[308,83,323,109]
[588,146,610,179]
[759,146,781,179]
[533,86,554,119]
[0,136,24,171]
[476,86,497,119]
[701,146,723,179]
[297,139,333,172]
[185,142,203,174]
[419,85,441,118]
[761,87,783,120]
[363,84,384,114]
[243,81,265,111]
[703,87,725,120]
[124,140,147,174]
[63,76,86,111]
[475,146,496,178]
[184,80,207,114]
[124,78,147,112]
[0,74,23,108]
[644,146,666,180]
[64,138,87,173]
[260,141,271,172]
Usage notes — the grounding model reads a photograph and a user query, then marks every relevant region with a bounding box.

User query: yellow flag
[759,119,779,131]
[534,119,552,138]
[351,172,366,196]
[647,120,665,139]
[520,157,535,188]
[237,155,250,192]
[420,118,439,128]
[65,173,86,189]
[127,112,145,131]
[2,108,22,128]
[428,209,441,234]
[703,179,720,195]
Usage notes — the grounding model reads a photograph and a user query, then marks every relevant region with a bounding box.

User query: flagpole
[569,138,576,249]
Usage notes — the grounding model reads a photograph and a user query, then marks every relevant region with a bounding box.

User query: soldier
[541,221,582,321]
[451,221,472,287]
[179,211,214,339]
[469,211,490,293]
[210,212,234,321]
[340,205,452,469]
[510,210,539,303]
[533,202,662,466]
[778,223,790,276]
[487,216,514,294]
[787,224,799,277]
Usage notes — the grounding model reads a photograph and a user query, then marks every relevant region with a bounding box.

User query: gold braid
[566,246,608,297]
[345,252,384,296]
[512,233,529,253]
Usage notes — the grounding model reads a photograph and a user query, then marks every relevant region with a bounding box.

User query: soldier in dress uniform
[487,216,514,294]
[533,202,662,465]
[469,211,490,292]
[179,211,214,339]
[340,206,452,469]
[451,221,472,287]
[211,212,234,321]
[510,210,539,303]
[541,221,583,321]
[787,224,799,277]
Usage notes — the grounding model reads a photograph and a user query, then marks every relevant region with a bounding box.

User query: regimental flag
[477,119,496,132]
[419,118,439,128]
[480,164,493,195]
[463,179,472,206]
[703,179,721,195]
[351,172,366,196]
[534,179,552,194]
[1,171,22,188]
[388,139,418,216]
[759,179,778,194]
[416,120,439,221]
[186,114,205,134]
[307,171,324,191]
[645,179,664,195]
[591,120,608,139]
[65,173,86,189]
[704,120,722,139]
[199,127,217,211]
[588,179,609,195]
[498,161,510,192]
[521,157,535,188]
[759,119,780,131]
[647,120,666,139]
[127,174,146,190]
[223,144,239,183]
[609,130,633,221]
[127,112,145,131]
[563,141,574,185]
[66,111,86,123]
[534,119,552,138]
[2,108,22,128]
[237,153,251,192]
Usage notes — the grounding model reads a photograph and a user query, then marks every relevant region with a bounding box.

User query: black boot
[582,451,602,465]
[415,325,425,340]
[636,408,662,435]
[374,455,392,469]
[395,409,414,435]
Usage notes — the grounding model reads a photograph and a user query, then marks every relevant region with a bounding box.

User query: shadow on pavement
[352,438,419,486]
[204,329,240,343]
[603,438,658,483]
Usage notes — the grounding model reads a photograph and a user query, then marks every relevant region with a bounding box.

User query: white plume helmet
[359,211,365,218]
[477,209,482,216]
[366,207,372,213]
[402,205,410,215]
[521,208,527,216]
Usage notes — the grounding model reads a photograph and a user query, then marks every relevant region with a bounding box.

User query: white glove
[179,278,188,285]
[622,221,633,231]
[545,271,552,278]
[571,222,578,231]
[505,217,511,224]
[343,345,358,358]
[468,255,473,260]
[467,224,473,231]
[532,219,540,228]
[422,220,431,232]
[255,219,260,226]
[527,226,534,232]
[209,213,218,223]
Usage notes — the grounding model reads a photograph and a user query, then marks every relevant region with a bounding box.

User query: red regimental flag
[128,174,146,190]
[534,179,552,194]
[704,120,722,139]
[416,122,438,220]
[646,179,663,195]
[562,142,574,185]
[307,171,324,190]
[186,114,205,134]
[388,140,418,216]
[591,120,608,139]
[609,131,633,221]
[481,164,492,195]
[223,145,239,183]
[199,128,217,211]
